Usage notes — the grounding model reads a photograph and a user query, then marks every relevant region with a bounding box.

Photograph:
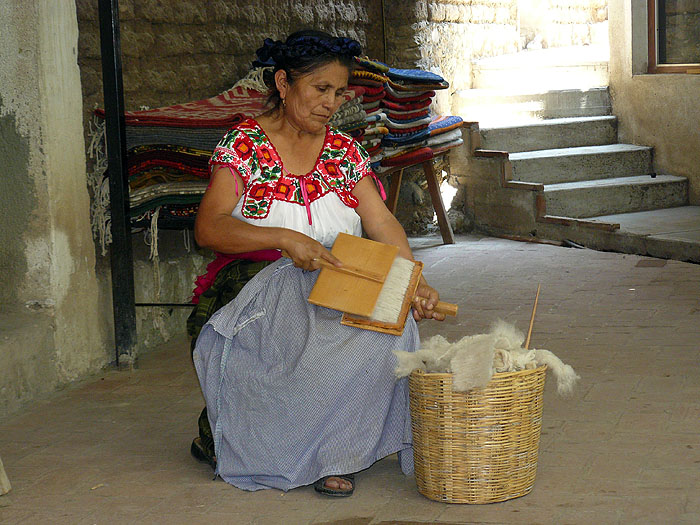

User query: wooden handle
[524,283,541,349]
[433,301,458,316]
[281,250,385,283]
[415,297,458,316]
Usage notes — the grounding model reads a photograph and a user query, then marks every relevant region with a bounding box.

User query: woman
[189,30,444,497]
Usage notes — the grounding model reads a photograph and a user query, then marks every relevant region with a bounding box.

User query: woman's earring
[282,98,286,109]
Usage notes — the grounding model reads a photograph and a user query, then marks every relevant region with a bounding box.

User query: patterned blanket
[95,87,270,128]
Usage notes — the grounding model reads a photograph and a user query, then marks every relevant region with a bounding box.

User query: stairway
[453,47,700,262]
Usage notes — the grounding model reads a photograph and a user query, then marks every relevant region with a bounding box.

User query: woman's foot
[313,474,354,497]
[190,437,217,470]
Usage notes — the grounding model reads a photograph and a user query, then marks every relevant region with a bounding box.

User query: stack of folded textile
[348,57,391,167]
[89,84,269,250]
[425,115,464,154]
[377,68,449,173]
[328,88,365,138]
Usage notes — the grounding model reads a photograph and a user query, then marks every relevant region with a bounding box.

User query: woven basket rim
[410,364,547,381]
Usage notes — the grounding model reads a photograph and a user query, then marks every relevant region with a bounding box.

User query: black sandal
[313,473,355,497]
[190,437,217,470]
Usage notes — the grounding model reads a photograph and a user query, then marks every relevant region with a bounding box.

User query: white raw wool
[533,349,580,396]
[371,257,415,324]
[393,320,579,395]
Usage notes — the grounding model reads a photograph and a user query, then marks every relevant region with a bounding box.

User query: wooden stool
[384,153,455,245]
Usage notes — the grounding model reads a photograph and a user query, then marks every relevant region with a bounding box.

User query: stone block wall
[528,0,608,49]
[76,0,383,116]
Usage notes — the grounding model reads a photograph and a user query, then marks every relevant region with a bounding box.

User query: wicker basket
[408,366,546,504]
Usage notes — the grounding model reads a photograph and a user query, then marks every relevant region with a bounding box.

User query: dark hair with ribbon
[255,30,362,110]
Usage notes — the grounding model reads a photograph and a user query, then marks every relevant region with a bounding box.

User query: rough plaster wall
[38,1,111,379]
[0,0,110,418]
[0,1,51,305]
[608,0,700,204]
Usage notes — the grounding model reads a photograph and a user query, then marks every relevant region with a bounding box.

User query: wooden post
[0,455,10,495]
[421,159,455,244]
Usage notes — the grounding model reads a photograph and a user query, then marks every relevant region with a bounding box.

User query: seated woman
[189,30,444,497]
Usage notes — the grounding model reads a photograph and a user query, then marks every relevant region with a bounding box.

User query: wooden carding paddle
[307,233,399,317]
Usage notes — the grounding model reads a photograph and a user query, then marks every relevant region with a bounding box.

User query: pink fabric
[191,250,282,304]
[298,176,313,225]
[371,173,387,201]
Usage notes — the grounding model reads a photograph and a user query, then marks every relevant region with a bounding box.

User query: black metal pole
[98,0,137,366]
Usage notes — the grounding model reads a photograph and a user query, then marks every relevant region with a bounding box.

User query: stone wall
[520,0,608,49]
[76,0,383,116]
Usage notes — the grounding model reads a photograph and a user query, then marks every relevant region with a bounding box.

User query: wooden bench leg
[386,168,404,215]
[422,160,455,245]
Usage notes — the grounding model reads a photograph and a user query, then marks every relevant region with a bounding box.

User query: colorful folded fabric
[425,128,463,147]
[362,100,381,111]
[386,115,432,128]
[381,98,432,112]
[385,108,431,121]
[346,85,366,99]
[95,87,269,128]
[379,146,434,168]
[387,78,449,92]
[364,125,389,136]
[386,123,430,136]
[382,128,431,146]
[384,85,435,101]
[360,92,386,104]
[386,68,445,83]
[357,84,385,97]
[129,181,209,216]
[352,70,389,84]
[431,138,464,155]
[428,115,464,136]
[355,56,390,73]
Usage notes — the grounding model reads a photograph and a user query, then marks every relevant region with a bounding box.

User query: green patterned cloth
[187,258,273,459]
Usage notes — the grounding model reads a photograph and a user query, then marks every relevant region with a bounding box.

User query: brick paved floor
[1,234,699,524]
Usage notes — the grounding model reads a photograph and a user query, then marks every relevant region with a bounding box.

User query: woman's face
[277,60,350,134]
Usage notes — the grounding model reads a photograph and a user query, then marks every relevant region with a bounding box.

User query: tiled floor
[1,234,699,524]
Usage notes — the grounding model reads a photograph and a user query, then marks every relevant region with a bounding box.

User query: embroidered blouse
[209,118,382,247]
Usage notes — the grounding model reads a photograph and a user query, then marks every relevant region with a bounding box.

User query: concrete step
[510,143,653,184]
[542,174,688,218]
[588,206,700,262]
[472,46,609,91]
[453,87,612,126]
[481,116,618,153]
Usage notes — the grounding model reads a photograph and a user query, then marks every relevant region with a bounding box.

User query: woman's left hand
[412,278,446,322]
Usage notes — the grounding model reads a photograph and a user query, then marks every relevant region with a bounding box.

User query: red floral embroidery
[258,145,276,168]
[209,119,370,220]
[234,136,253,160]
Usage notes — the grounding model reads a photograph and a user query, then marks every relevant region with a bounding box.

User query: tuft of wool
[533,349,580,396]
[393,320,579,396]
[449,334,495,391]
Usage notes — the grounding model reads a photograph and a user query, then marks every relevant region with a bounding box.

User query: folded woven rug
[428,115,464,136]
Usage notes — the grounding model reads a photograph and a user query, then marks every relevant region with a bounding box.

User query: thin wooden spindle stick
[524,283,541,350]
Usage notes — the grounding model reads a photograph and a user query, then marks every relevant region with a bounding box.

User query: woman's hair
[255,30,362,110]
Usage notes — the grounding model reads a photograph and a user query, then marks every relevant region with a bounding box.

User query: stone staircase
[452,47,700,262]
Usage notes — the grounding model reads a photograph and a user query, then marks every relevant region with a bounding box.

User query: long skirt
[193,259,420,491]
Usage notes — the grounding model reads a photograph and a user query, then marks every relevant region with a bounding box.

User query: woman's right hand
[281,231,342,272]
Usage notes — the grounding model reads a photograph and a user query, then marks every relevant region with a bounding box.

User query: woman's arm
[352,176,445,321]
[195,166,340,270]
